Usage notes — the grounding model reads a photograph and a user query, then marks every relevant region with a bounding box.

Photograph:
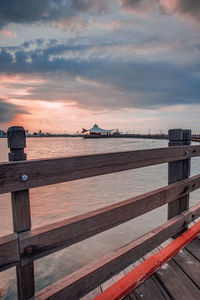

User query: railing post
[7,126,35,299]
[168,129,191,234]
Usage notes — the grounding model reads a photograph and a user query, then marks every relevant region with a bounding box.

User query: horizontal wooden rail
[0,145,200,195]
[33,202,200,300]
[0,233,19,272]
[19,174,200,264]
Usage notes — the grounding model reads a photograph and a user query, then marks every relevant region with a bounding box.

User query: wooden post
[7,126,35,299]
[168,129,191,234]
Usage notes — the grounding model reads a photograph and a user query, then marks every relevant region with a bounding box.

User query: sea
[0,137,200,299]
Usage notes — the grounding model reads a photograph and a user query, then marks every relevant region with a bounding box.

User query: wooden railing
[0,127,200,299]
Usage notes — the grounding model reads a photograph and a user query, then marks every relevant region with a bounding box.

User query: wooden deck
[83,223,200,300]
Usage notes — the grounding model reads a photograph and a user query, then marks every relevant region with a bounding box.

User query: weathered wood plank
[173,247,200,288]
[1,145,200,194]
[20,175,200,263]
[16,263,35,299]
[155,260,200,300]
[185,238,200,261]
[32,203,200,300]
[127,294,138,300]
[7,126,35,300]
[11,189,31,233]
[0,234,19,272]
[168,129,191,236]
[150,275,172,300]
[133,277,168,300]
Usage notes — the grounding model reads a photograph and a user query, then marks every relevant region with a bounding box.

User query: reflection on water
[0,137,200,299]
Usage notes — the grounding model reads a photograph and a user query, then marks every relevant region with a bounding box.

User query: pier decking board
[155,259,200,300]
[131,277,169,300]
[149,275,172,300]
[185,238,200,261]
[173,246,200,288]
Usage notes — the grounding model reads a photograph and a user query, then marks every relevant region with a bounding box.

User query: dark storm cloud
[120,0,200,20]
[71,0,108,13]
[1,40,200,110]
[0,99,28,123]
[0,0,58,28]
[119,0,164,13]
[119,0,155,10]
[176,0,200,19]
[0,0,109,29]
[1,0,199,29]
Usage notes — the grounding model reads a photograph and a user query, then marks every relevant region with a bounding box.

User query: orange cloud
[7,99,92,134]
[0,29,16,37]
[159,0,180,13]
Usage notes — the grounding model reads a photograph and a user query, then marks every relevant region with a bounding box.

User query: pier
[0,127,200,299]
[84,133,200,142]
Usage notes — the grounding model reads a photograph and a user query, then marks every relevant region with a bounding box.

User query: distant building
[113,129,120,135]
[87,124,114,136]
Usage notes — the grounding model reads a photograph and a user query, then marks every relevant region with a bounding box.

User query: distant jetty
[82,124,200,142]
[84,133,168,139]
[84,133,200,142]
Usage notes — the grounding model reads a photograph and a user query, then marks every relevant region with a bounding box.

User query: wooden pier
[0,127,200,299]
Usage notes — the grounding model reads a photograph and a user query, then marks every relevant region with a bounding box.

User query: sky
[0,0,200,134]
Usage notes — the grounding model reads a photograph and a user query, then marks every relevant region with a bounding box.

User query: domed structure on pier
[82,124,114,136]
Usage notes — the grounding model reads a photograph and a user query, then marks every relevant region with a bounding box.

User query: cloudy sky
[0,0,200,134]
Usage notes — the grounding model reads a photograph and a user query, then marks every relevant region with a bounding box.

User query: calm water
[0,137,200,299]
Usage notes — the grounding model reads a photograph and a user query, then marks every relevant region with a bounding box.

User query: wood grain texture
[150,275,172,300]
[16,263,35,299]
[11,189,31,233]
[32,203,200,300]
[168,129,191,230]
[0,234,19,272]
[7,126,35,299]
[1,145,200,195]
[173,247,200,288]
[155,260,200,300]
[133,277,167,300]
[19,174,200,263]
[185,238,200,261]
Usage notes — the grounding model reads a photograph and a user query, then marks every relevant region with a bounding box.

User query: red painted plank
[94,221,200,300]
